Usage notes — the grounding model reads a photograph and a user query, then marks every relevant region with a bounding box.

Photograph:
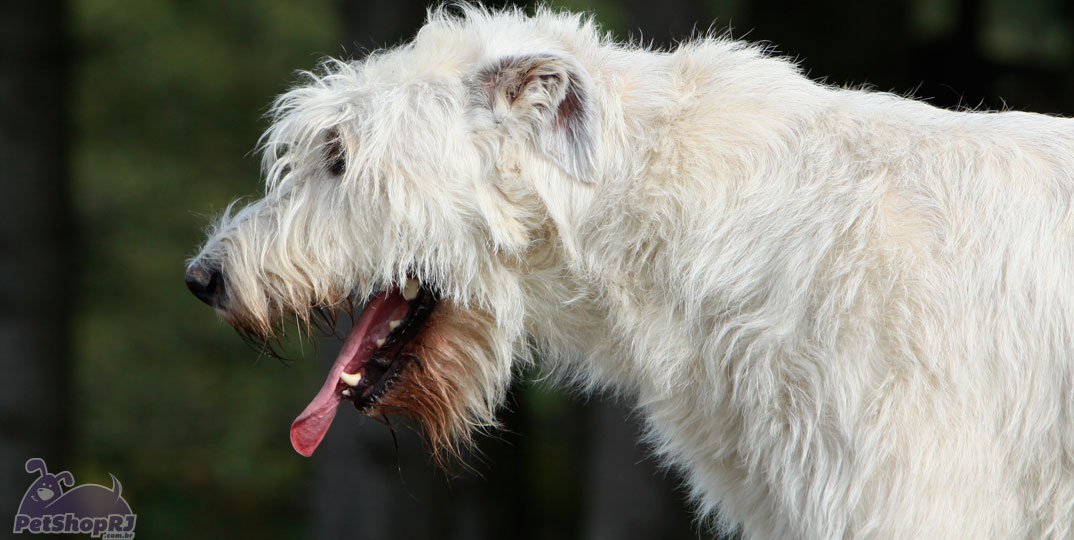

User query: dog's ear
[476,54,599,182]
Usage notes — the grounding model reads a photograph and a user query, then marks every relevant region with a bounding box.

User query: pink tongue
[290,291,401,457]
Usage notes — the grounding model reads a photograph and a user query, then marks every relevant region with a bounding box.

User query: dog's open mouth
[290,277,437,456]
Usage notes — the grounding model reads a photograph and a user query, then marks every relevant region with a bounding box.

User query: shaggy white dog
[186,6,1074,539]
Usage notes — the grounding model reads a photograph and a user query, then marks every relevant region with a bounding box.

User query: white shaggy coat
[192,7,1074,539]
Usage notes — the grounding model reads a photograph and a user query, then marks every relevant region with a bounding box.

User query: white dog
[186,6,1074,539]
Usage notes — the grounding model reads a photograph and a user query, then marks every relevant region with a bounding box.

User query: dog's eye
[323,131,346,176]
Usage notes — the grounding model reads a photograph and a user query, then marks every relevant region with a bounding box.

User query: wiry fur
[189,5,1074,539]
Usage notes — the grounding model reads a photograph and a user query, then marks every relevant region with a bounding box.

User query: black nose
[185,261,223,306]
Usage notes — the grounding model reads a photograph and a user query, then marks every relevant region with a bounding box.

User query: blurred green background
[2,0,1072,539]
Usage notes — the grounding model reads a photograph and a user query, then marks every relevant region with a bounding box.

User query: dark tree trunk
[337,0,430,57]
[0,0,72,514]
[621,0,711,45]
[583,400,702,540]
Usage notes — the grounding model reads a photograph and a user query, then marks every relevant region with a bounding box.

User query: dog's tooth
[341,389,352,397]
[376,338,385,347]
[389,319,401,330]
[401,278,420,301]
[340,371,362,386]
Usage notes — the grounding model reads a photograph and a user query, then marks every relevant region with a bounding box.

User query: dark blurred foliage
[0,0,1071,539]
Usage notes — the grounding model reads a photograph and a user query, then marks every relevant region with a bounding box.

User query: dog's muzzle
[185,260,224,307]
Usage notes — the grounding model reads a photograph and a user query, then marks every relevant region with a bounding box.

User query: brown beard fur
[366,301,502,466]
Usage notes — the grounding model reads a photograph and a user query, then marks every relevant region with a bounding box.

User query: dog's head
[20,459,73,513]
[185,8,603,459]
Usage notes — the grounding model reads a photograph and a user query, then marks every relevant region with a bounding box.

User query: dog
[185,6,1074,538]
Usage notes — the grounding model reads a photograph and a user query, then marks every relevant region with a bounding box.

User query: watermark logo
[12,458,136,538]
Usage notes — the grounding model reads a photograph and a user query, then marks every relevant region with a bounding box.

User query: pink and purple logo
[12,458,136,538]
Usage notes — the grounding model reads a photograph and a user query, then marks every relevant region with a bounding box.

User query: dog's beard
[288,280,504,461]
